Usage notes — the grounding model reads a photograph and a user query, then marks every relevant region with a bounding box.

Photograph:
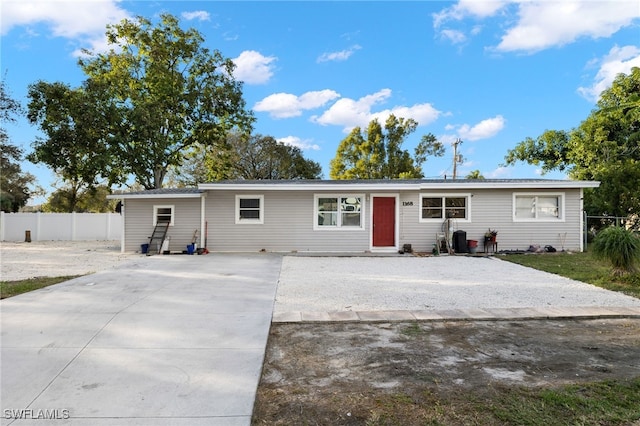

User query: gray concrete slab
[271,311,301,323]
[300,311,331,322]
[1,253,282,426]
[4,251,640,425]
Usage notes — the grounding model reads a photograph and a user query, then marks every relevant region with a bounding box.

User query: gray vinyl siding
[123,198,201,252]
[120,185,585,253]
[205,190,370,252]
[398,188,582,252]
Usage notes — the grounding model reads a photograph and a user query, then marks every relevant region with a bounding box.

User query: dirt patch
[253,318,640,425]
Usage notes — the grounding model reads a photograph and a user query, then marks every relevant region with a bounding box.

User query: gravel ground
[3,243,639,312]
[0,241,137,281]
[274,255,640,313]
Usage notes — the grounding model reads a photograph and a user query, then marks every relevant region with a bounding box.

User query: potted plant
[485,229,498,242]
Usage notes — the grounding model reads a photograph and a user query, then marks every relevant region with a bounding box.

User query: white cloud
[1,0,131,55]
[497,1,640,53]
[277,136,321,151]
[312,89,441,132]
[440,29,466,44]
[73,36,111,58]
[254,90,340,119]
[317,44,362,63]
[1,0,130,37]
[312,89,392,130]
[487,166,511,179]
[455,115,505,141]
[433,1,640,53]
[232,50,277,85]
[371,104,441,129]
[577,45,640,102]
[433,0,508,28]
[182,11,211,21]
[223,31,238,41]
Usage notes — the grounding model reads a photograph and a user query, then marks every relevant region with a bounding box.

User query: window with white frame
[235,195,264,224]
[513,193,564,221]
[315,195,363,229]
[420,194,469,221]
[153,205,174,226]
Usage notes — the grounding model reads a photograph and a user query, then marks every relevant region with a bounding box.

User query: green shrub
[591,226,640,276]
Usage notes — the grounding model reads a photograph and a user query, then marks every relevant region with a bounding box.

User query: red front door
[373,197,395,247]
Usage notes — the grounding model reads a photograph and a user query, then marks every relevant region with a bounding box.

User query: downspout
[580,188,585,252]
[120,200,126,254]
[200,193,206,249]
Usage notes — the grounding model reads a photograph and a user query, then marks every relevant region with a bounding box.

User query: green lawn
[490,378,640,426]
[0,276,81,299]
[499,251,640,299]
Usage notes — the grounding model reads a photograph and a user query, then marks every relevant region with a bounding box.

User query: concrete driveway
[1,253,282,426]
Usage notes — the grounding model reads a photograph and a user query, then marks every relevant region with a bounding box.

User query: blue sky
[2,1,640,203]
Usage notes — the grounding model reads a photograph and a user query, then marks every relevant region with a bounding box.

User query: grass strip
[0,276,81,299]
[500,251,640,299]
[491,379,640,425]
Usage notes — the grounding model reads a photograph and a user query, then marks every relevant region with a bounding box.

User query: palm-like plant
[591,226,640,276]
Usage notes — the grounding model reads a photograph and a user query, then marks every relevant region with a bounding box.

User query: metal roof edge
[418,180,601,189]
[107,192,204,200]
[197,180,600,191]
[197,182,422,191]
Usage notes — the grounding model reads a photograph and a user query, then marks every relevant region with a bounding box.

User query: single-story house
[108,179,600,254]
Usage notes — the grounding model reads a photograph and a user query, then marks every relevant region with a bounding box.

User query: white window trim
[313,194,366,231]
[419,193,471,223]
[512,192,565,222]
[153,205,175,227]
[235,194,264,225]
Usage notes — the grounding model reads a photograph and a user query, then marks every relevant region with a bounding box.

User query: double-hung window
[420,194,470,222]
[153,205,174,226]
[315,195,363,229]
[513,193,564,221]
[236,195,264,224]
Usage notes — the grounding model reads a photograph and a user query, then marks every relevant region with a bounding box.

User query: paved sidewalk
[1,254,282,426]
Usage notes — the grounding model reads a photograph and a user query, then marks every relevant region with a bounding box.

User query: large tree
[330,114,444,179]
[42,185,116,213]
[27,80,118,211]
[1,79,39,211]
[174,132,322,185]
[503,67,640,217]
[78,13,253,189]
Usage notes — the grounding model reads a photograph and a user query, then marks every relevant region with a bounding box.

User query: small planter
[485,229,498,242]
[467,239,478,254]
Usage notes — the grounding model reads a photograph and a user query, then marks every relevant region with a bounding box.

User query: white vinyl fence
[0,212,122,241]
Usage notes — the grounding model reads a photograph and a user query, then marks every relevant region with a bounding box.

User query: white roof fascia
[198,181,600,191]
[418,181,600,190]
[107,193,204,200]
[197,183,421,191]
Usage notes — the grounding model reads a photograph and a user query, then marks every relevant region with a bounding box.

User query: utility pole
[452,138,463,180]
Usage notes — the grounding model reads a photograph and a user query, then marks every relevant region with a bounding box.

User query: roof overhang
[107,192,205,200]
[197,180,600,191]
[417,181,601,190]
[108,180,600,199]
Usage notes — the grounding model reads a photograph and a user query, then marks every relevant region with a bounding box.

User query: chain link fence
[584,213,639,249]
